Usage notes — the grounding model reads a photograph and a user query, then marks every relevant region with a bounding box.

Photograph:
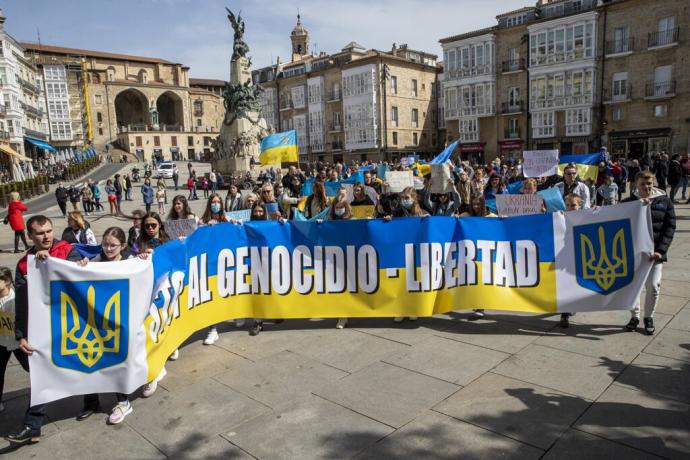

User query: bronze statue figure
[226,8,250,62]
[222,79,264,126]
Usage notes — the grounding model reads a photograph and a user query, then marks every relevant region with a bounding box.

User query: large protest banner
[28,202,653,404]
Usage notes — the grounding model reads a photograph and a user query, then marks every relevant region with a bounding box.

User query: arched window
[138,69,148,84]
[106,66,116,82]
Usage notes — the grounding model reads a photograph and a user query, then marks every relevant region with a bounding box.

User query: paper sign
[351,205,375,219]
[385,171,414,193]
[523,150,559,178]
[430,163,452,193]
[225,209,252,222]
[164,218,198,239]
[495,194,544,216]
[265,202,280,219]
[537,188,566,212]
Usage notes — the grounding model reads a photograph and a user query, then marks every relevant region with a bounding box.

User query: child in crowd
[597,175,619,206]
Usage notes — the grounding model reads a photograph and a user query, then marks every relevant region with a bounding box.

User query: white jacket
[0,288,17,350]
[555,181,591,208]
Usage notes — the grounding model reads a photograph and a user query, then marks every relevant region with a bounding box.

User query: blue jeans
[681,176,688,199]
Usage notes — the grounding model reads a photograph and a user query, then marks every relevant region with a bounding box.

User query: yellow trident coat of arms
[51,280,129,373]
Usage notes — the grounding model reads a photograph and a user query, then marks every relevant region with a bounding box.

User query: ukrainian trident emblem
[573,219,634,295]
[50,280,129,373]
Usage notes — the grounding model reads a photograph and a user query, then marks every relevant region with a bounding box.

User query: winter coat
[141,183,154,205]
[667,160,682,186]
[55,185,69,202]
[7,201,27,231]
[623,188,676,262]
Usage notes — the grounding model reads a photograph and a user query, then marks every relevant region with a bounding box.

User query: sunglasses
[145,222,159,229]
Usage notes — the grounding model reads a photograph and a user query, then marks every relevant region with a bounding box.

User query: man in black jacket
[54,182,69,217]
[6,215,83,446]
[622,170,676,335]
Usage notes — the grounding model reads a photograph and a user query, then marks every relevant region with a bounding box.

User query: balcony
[530,92,594,110]
[279,101,294,111]
[445,64,494,81]
[327,91,341,102]
[645,80,676,100]
[18,77,41,94]
[502,59,525,73]
[21,102,44,118]
[0,131,10,140]
[603,84,632,104]
[501,101,524,114]
[504,127,521,139]
[330,141,343,151]
[648,27,679,48]
[24,128,48,141]
[0,104,5,117]
[328,124,342,133]
[193,109,204,116]
[606,37,634,56]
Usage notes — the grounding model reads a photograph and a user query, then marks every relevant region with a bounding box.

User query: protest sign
[430,163,453,193]
[385,171,414,193]
[265,202,280,219]
[538,187,567,212]
[164,218,198,239]
[495,194,544,216]
[351,205,375,219]
[523,150,559,177]
[225,209,252,222]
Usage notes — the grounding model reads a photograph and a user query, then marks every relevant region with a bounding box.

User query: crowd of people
[0,151,678,447]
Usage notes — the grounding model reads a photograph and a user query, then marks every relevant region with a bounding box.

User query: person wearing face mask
[423,179,461,216]
[382,186,427,322]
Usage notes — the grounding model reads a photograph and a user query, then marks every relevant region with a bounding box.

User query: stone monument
[212,8,268,174]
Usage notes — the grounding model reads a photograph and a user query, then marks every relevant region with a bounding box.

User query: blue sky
[4,0,529,79]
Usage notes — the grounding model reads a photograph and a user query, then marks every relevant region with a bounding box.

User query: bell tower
[290,14,309,62]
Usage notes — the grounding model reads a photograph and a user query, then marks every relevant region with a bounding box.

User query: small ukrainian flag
[259,130,299,165]
[558,152,605,182]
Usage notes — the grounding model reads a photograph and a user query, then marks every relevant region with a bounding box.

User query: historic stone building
[253,17,442,164]
[21,43,224,162]
[440,0,690,162]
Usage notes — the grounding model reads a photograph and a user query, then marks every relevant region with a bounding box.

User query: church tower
[290,14,309,61]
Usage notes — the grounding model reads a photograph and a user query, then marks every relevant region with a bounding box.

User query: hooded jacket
[622,188,676,262]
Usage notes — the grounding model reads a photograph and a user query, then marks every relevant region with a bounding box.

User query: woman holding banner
[76,227,136,424]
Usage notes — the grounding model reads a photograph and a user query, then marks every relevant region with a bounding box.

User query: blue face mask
[210,203,221,213]
[334,208,346,216]
[401,198,414,208]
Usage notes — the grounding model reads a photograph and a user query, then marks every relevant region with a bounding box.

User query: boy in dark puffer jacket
[622,170,676,335]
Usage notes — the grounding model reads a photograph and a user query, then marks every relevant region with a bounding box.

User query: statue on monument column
[226,8,250,62]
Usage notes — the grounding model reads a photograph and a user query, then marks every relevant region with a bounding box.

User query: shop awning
[25,137,57,152]
[0,144,33,162]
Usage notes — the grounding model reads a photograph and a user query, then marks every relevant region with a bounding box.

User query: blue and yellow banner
[259,130,298,165]
[27,202,653,402]
[558,152,605,182]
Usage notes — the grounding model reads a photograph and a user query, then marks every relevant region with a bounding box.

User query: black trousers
[57,200,67,216]
[0,345,27,400]
[14,230,28,251]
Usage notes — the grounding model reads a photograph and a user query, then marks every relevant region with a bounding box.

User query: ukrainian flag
[259,130,298,165]
[558,152,605,182]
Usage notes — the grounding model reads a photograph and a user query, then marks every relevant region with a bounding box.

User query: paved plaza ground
[0,161,689,459]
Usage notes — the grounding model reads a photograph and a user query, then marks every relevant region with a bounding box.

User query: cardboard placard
[522,150,559,178]
[495,194,544,216]
[385,171,414,193]
[164,218,198,239]
[430,163,453,193]
[351,205,375,219]
[225,209,252,222]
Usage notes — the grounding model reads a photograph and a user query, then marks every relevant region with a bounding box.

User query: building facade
[440,0,690,163]
[22,43,225,162]
[253,17,441,164]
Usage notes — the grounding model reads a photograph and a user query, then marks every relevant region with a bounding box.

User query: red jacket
[7,201,27,231]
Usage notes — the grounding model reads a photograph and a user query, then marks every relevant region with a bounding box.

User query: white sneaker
[336,318,348,329]
[393,317,404,323]
[142,367,167,398]
[409,316,418,321]
[108,401,133,425]
[235,318,245,327]
[203,328,219,345]
[168,348,179,361]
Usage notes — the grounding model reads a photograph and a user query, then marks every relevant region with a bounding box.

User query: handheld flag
[430,140,460,165]
[260,130,298,165]
[558,152,605,182]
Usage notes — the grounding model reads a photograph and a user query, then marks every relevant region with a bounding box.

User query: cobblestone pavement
[1,165,688,459]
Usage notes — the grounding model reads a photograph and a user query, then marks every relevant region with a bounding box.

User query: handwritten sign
[385,171,414,193]
[430,164,452,193]
[351,205,375,219]
[495,194,544,216]
[225,209,252,222]
[523,150,559,178]
[164,218,198,239]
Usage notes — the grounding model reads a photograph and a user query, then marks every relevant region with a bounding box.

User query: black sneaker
[249,322,263,336]
[6,426,41,445]
[77,404,99,421]
[625,317,640,331]
[560,313,570,329]
[643,317,655,335]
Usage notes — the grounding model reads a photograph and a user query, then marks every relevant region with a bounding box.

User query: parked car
[156,162,175,179]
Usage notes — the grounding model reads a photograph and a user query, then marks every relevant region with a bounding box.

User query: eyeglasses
[145,223,159,229]
[566,172,577,176]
